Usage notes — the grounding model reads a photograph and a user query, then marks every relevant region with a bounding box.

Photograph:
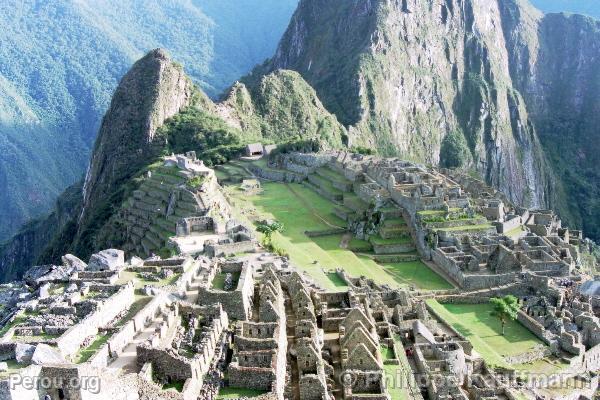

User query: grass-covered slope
[0,0,298,242]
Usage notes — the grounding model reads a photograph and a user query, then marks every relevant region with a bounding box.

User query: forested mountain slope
[260,0,600,240]
[0,0,298,242]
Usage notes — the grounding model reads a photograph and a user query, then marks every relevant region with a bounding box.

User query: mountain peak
[78,48,195,249]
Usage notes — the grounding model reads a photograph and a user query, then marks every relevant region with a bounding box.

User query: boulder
[130,256,144,267]
[39,283,51,299]
[23,265,54,287]
[88,249,125,271]
[31,344,65,365]
[15,343,35,363]
[66,283,78,293]
[23,264,75,288]
[62,254,87,271]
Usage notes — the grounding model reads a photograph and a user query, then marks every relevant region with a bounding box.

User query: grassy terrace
[117,270,180,289]
[370,234,412,245]
[226,181,451,291]
[216,387,267,399]
[74,333,112,363]
[426,300,563,372]
[315,166,351,183]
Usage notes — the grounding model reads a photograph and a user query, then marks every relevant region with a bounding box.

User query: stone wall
[504,346,550,365]
[228,364,276,391]
[516,310,557,346]
[137,346,196,381]
[205,240,256,258]
[432,249,518,290]
[55,283,135,358]
[198,263,253,320]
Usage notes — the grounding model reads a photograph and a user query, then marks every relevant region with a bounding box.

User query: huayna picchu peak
[0,0,599,399]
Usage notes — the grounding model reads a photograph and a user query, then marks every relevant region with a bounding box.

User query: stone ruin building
[0,151,598,400]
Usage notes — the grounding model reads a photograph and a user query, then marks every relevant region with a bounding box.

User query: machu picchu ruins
[0,149,599,400]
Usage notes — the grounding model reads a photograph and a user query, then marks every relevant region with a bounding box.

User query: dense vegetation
[0,0,297,242]
[158,107,248,166]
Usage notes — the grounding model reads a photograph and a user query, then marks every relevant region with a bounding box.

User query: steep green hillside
[261,0,600,241]
[0,0,298,242]
[530,0,600,18]
[29,50,344,268]
[264,0,552,209]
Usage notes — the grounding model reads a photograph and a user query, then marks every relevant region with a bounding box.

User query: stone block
[15,343,35,363]
[88,249,125,271]
[31,344,65,365]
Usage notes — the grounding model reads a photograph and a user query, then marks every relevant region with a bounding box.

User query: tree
[256,221,284,247]
[490,295,520,336]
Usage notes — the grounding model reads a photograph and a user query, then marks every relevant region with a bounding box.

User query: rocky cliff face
[499,3,600,239]
[265,0,557,208]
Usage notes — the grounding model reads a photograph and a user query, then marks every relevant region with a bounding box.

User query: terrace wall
[55,283,135,358]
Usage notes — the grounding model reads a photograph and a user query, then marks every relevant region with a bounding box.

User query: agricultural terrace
[426,300,567,374]
[219,162,452,291]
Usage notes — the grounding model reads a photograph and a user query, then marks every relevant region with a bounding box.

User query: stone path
[108,316,164,374]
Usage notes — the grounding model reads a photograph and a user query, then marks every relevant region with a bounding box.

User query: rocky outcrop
[219,69,346,146]
[499,2,600,239]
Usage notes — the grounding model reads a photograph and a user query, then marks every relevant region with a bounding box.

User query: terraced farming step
[315,167,353,192]
[343,193,368,212]
[302,180,343,203]
[308,174,344,198]
[372,253,420,263]
[369,235,416,254]
[379,225,410,240]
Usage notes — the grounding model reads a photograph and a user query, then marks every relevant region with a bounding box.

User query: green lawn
[0,360,23,378]
[381,261,453,290]
[326,272,348,288]
[227,181,451,291]
[216,387,267,399]
[426,300,547,368]
[212,271,240,290]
